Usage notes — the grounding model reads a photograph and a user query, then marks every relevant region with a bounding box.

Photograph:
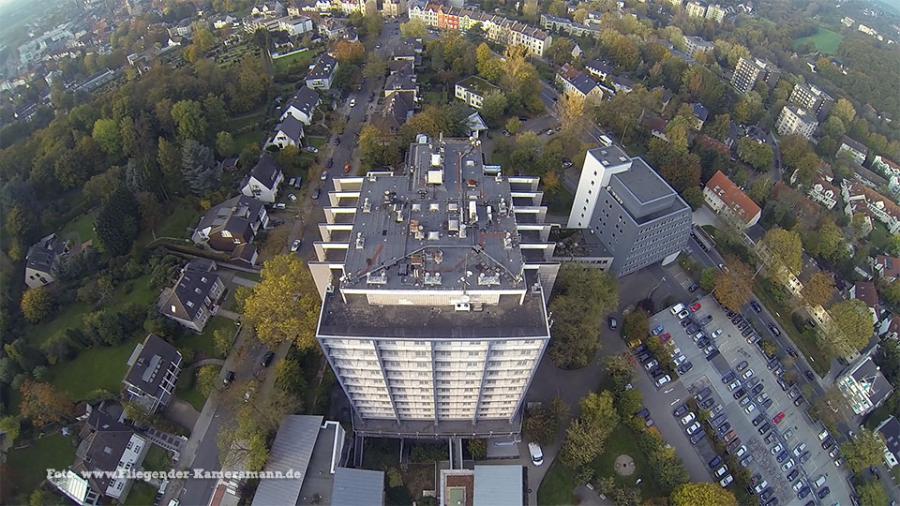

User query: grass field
[537,461,576,505]
[124,481,158,506]
[179,316,235,361]
[793,28,843,55]
[5,433,76,498]
[272,48,319,75]
[142,444,172,472]
[591,425,666,499]
[175,365,214,412]
[60,210,97,244]
[50,335,142,400]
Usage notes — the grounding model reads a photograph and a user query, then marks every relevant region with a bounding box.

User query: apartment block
[731,57,777,94]
[309,135,559,436]
[775,104,818,139]
[789,82,834,120]
[567,145,691,276]
[684,35,714,57]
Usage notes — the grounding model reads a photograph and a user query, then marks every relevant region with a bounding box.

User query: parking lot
[641,294,854,506]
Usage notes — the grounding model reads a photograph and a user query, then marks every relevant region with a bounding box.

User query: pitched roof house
[158,260,226,332]
[281,86,320,126]
[123,334,183,412]
[837,135,869,165]
[372,92,415,134]
[25,233,71,288]
[703,170,762,227]
[837,354,893,415]
[556,63,606,101]
[306,53,338,90]
[851,280,881,324]
[384,71,419,101]
[872,255,900,282]
[192,195,268,265]
[241,154,284,203]
[267,114,305,149]
[876,416,900,467]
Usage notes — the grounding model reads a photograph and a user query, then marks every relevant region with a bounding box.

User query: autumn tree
[216,131,236,158]
[548,267,619,369]
[399,18,427,39]
[802,272,835,307]
[857,480,888,506]
[19,380,74,428]
[0,416,21,444]
[737,137,774,171]
[561,418,605,470]
[831,98,856,125]
[479,92,508,126]
[622,309,649,340]
[170,100,208,141]
[359,124,402,168]
[761,227,803,276]
[20,287,55,323]
[334,40,366,65]
[524,399,568,445]
[241,255,321,351]
[828,300,874,354]
[92,118,122,158]
[842,429,886,474]
[714,255,754,312]
[475,43,503,82]
[197,365,221,396]
[671,483,737,506]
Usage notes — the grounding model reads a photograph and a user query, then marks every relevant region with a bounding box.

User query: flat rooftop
[612,158,675,204]
[341,137,527,293]
[587,145,630,168]
[352,411,521,438]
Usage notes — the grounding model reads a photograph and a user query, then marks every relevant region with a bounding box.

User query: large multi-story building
[685,1,706,18]
[731,57,777,94]
[705,3,726,21]
[309,135,559,436]
[789,82,834,120]
[775,104,819,139]
[683,35,714,57]
[567,145,692,276]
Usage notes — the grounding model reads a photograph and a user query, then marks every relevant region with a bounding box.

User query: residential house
[25,233,70,288]
[683,35,714,57]
[643,115,669,142]
[876,416,900,468]
[392,38,423,66]
[789,82,834,120]
[611,74,635,94]
[241,154,285,203]
[279,15,314,36]
[267,114,305,149]
[282,86,320,126]
[384,70,418,101]
[50,410,148,504]
[872,255,900,282]
[851,280,881,324]
[270,30,295,52]
[731,57,777,94]
[872,155,900,201]
[158,260,226,332]
[556,63,606,102]
[584,60,614,81]
[775,104,818,139]
[167,18,193,38]
[464,109,488,138]
[252,0,286,17]
[382,0,406,17]
[836,354,893,415]
[690,102,709,130]
[705,3,726,21]
[837,136,869,165]
[219,157,239,172]
[122,334,183,412]
[317,17,349,39]
[305,53,338,90]
[192,195,269,265]
[703,170,762,227]
[807,175,839,210]
[539,14,601,39]
[455,75,500,110]
[841,180,900,234]
[372,92,415,134]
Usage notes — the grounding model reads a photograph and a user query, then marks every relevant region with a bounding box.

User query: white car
[677,309,690,320]
[714,466,728,478]
[741,369,754,380]
[644,359,659,370]
[793,480,806,492]
[735,445,747,458]
[674,355,687,365]
[320,171,328,181]
[290,239,302,252]
[685,421,701,434]
[670,347,682,357]
[655,375,671,387]
[814,475,827,488]
[528,442,544,466]
[712,328,723,338]
[288,193,297,201]
[670,303,685,315]
[818,429,830,441]
[781,458,795,471]
[349,98,357,107]
[771,443,783,455]
[793,442,807,457]
[744,403,756,414]
[681,412,696,425]
[303,146,319,153]
[753,480,768,494]
[719,475,733,487]
[727,380,740,391]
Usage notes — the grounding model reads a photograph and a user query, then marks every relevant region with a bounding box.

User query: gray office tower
[308,134,559,437]
[567,145,692,276]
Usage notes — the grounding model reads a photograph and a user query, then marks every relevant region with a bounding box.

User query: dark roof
[692,102,709,122]
[612,75,635,89]
[286,86,320,117]
[854,281,880,309]
[456,75,500,96]
[585,59,614,76]
[331,468,384,506]
[389,60,415,75]
[878,416,900,458]
[123,334,182,398]
[26,233,67,274]
[196,195,265,241]
[375,92,415,131]
[161,260,221,321]
[250,154,283,190]
[385,71,417,93]
[74,411,135,493]
[851,357,894,407]
[275,115,304,142]
[841,136,869,155]
[308,53,338,80]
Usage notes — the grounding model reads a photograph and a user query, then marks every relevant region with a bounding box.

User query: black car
[768,324,782,336]
[689,431,706,444]
[680,319,692,328]
[786,469,799,481]
[678,362,694,374]
[717,422,732,435]
[673,404,689,417]
[778,378,790,391]
[786,347,799,358]
[708,456,723,469]
[688,283,699,292]
[762,398,773,409]
[223,370,235,385]
[733,388,746,400]
[758,422,772,435]
[697,386,712,400]
[637,408,651,420]
[776,450,789,463]
[699,314,714,325]
[798,487,812,499]
[722,371,737,383]
[634,344,647,354]
[706,350,720,360]
[700,398,715,409]
[804,370,816,381]
[751,383,765,395]
[261,351,275,367]
[822,437,835,450]
[794,396,806,407]
[326,158,334,168]
[751,301,762,313]
[686,324,699,334]
[752,414,765,426]
[817,487,830,499]
[712,413,728,427]
[697,337,710,347]
[767,358,779,370]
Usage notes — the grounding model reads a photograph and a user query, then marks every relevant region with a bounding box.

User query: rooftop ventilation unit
[455,302,471,311]
[366,271,388,284]
[362,198,371,213]
[423,272,442,286]
[427,231,440,241]
[431,153,442,167]
[601,160,610,166]
[448,219,459,232]
[428,168,443,185]
[355,233,365,249]
[417,134,428,144]
[478,272,501,286]
[503,232,513,250]
[429,203,440,212]
[412,203,421,212]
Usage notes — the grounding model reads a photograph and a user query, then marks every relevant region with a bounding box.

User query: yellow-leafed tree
[671,483,738,506]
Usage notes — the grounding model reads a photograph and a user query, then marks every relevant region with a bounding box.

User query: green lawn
[60,210,97,245]
[175,365,216,411]
[232,129,265,153]
[591,425,666,498]
[154,199,199,240]
[50,335,142,401]
[179,316,235,361]
[537,461,576,506]
[793,28,843,55]
[5,433,76,499]
[124,480,158,506]
[142,444,172,472]
[272,48,319,75]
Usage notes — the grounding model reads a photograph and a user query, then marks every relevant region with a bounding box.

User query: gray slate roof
[123,334,182,398]
[250,154,283,190]
[251,415,324,506]
[26,233,67,274]
[275,114,304,143]
[287,86,320,117]
[308,53,337,80]
[196,195,265,240]
[852,356,894,407]
[161,260,221,321]
[331,468,384,506]
[474,465,523,506]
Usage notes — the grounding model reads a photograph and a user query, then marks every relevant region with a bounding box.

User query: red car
[772,412,785,424]
[690,303,702,312]
[661,332,672,343]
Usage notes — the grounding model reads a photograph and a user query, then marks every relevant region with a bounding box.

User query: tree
[671,483,737,506]
[857,479,889,506]
[242,255,321,351]
[21,287,55,323]
[548,0,567,16]
[216,131,236,158]
[213,328,233,357]
[0,416,21,444]
[622,310,649,340]
[359,124,402,169]
[95,188,140,256]
[170,100,208,141]
[475,43,503,82]
[580,391,619,432]
[92,118,122,158]
[829,300,874,354]
[197,365,221,396]
[399,18,427,39]
[737,138,774,171]
[561,418,605,469]
[748,178,773,205]
[524,398,567,445]
[761,228,803,276]
[802,272,835,307]
[715,255,754,312]
[181,140,221,196]
[842,429,886,474]
[479,92,508,125]
[468,439,486,460]
[505,117,522,135]
[734,92,763,124]
[832,98,856,125]
[158,137,183,191]
[700,268,717,292]
[334,40,366,65]
[19,379,74,428]
[548,267,619,369]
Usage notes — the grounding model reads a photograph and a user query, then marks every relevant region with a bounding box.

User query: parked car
[528,442,544,466]
[290,239,302,252]
[320,171,328,181]
[681,413,696,425]
[690,303,702,312]
[673,404,689,417]
[719,475,733,487]
[655,375,671,387]
[677,309,690,319]
[736,361,749,372]
[741,369,754,380]
[261,351,275,367]
[751,301,762,313]
[686,421,702,434]
[768,324,781,336]
[608,316,618,330]
[312,188,321,199]
[303,146,319,153]
[223,370,235,385]
[793,442,807,457]
[708,456,723,469]
[773,412,786,424]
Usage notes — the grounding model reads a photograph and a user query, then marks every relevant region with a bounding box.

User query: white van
[528,442,544,466]
[670,303,686,315]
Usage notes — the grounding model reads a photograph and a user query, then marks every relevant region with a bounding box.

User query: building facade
[731,57,777,94]
[837,355,894,415]
[123,334,183,413]
[775,104,818,139]
[455,76,500,109]
[409,5,551,57]
[789,82,834,120]
[703,170,762,227]
[309,135,559,436]
[567,145,691,276]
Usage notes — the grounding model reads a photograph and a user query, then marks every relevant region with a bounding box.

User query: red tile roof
[854,281,880,309]
[705,170,762,225]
